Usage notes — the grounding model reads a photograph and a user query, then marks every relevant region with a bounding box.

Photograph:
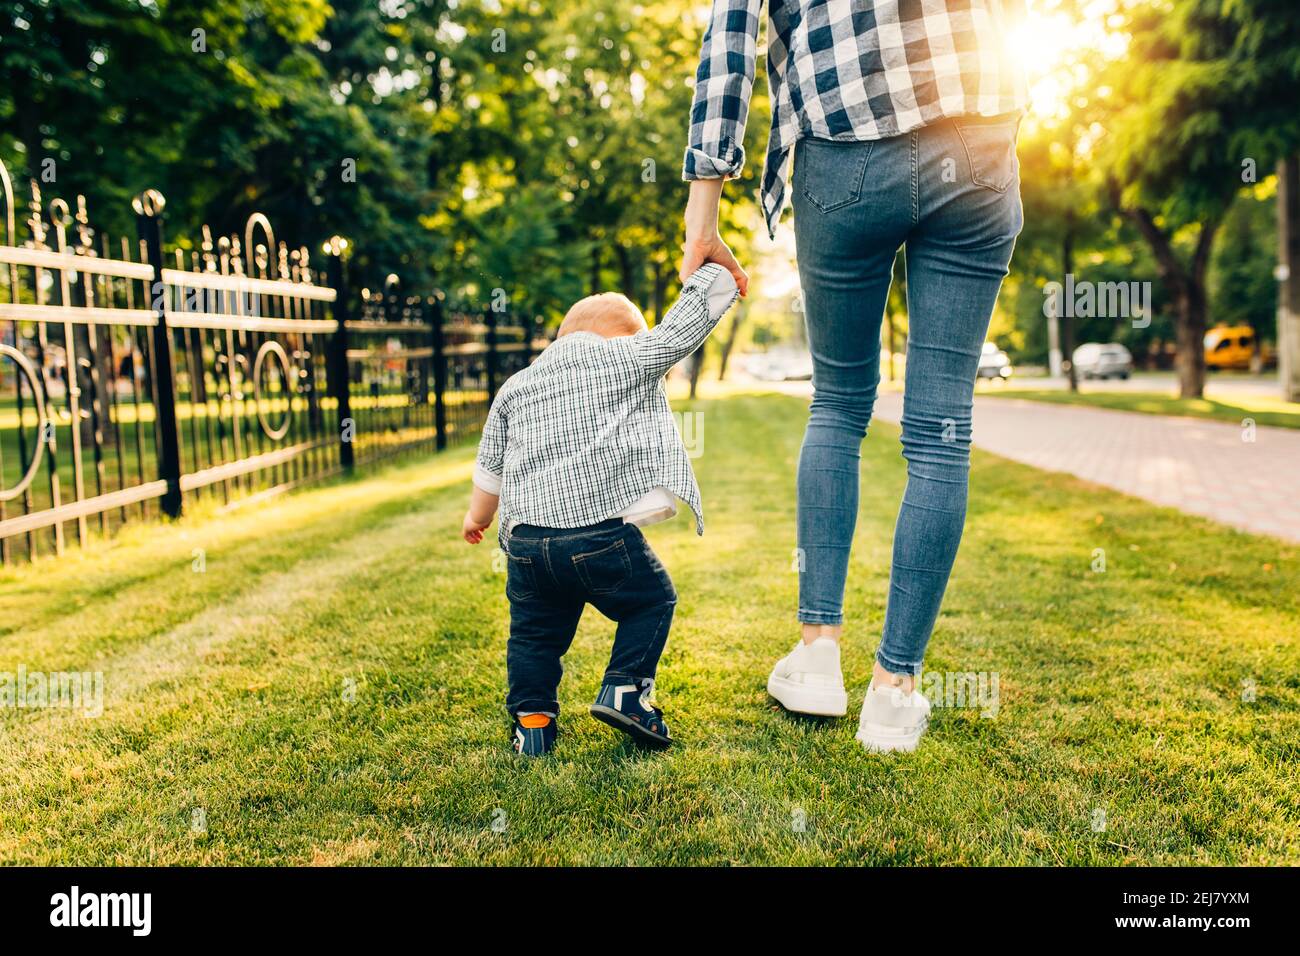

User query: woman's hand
[680,179,749,296]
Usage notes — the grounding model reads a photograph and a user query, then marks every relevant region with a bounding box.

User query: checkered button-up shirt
[474,264,739,548]
[683,0,1028,237]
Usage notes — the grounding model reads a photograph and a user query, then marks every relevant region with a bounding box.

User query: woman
[680,0,1026,752]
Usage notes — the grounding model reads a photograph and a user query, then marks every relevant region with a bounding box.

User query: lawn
[976,382,1300,430]
[1,393,1297,865]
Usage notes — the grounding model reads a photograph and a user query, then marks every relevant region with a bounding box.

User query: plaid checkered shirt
[474,264,739,549]
[683,0,1028,237]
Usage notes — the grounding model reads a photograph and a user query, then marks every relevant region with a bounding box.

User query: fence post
[134,190,183,519]
[325,239,355,473]
[485,305,499,397]
[430,295,448,451]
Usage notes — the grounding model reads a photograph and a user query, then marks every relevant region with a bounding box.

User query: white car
[1072,342,1133,380]
[744,351,814,382]
[976,342,1013,380]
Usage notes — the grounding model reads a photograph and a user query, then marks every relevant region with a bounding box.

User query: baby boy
[462,264,738,755]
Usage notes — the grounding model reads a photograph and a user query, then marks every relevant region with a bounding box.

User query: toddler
[462,263,738,755]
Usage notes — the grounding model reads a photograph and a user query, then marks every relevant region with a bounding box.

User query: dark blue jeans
[792,113,1023,674]
[504,519,677,716]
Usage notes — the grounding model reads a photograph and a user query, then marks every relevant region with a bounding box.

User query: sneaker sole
[767,674,848,717]
[589,704,675,749]
[855,716,928,753]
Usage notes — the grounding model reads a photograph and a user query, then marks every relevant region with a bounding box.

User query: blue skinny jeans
[793,113,1023,675]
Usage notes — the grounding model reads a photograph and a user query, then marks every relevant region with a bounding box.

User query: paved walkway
[867,392,1300,543]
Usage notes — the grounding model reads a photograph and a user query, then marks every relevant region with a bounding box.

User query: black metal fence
[0,160,541,566]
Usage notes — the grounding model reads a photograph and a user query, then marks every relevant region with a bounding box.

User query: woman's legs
[792,138,909,639]
[873,117,1023,675]
[789,117,1022,691]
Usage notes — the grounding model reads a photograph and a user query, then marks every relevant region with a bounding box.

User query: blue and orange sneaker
[511,713,557,756]
[590,679,674,749]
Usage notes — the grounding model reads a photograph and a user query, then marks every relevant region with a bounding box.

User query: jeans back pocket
[798,138,873,213]
[953,114,1020,192]
[572,538,631,595]
[506,553,539,601]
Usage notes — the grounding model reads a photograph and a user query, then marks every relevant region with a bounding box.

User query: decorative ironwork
[0,157,538,565]
[253,340,294,440]
[0,344,48,502]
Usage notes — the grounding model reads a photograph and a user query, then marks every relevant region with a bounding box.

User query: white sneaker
[767,638,848,717]
[855,681,932,753]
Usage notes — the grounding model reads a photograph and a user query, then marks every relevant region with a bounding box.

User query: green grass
[1,393,1297,865]
[977,383,1300,430]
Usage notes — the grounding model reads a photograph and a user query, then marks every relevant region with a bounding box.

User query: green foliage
[1001,0,1300,370]
[1209,187,1278,338]
[4,0,1296,355]
[0,0,753,323]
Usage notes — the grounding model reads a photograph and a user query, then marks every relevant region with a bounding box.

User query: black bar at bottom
[0,866,1286,941]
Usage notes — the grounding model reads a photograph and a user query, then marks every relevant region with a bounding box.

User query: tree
[1095,0,1300,398]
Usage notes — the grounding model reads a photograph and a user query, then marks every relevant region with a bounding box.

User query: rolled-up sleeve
[630,264,738,379]
[474,392,507,494]
[682,0,764,182]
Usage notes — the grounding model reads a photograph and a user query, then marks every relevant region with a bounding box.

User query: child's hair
[557,292,648,339]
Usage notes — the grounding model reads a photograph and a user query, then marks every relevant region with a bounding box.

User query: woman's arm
[680,0,763,293]
[681,180,748,295]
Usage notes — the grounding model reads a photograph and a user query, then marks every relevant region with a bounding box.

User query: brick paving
[868,392,1300,543]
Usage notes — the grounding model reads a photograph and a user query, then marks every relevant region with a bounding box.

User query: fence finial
[48,197,72,254]
[75,195,96,255]
[26,180,48,249]
[244,212,275,278]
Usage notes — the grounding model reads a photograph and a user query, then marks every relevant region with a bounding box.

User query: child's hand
[462,509,490,544]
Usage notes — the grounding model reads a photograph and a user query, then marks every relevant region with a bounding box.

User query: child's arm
[463,485,499,544]
[630,263,739,379]
[464,391,507,544]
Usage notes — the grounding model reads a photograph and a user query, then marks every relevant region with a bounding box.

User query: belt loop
[911,129,920,224]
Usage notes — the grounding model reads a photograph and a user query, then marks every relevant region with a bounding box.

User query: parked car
[976,342,1013,380]
[1204,325,1258,370]
[743,350,814,382]
[1072,342,1132,380]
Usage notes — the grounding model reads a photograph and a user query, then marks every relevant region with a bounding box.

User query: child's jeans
[504,519,676,716]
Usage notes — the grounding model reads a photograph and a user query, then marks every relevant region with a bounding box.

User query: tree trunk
[1172,285,1207,399]
[688,345,704,399]
[1123,206,1218,399]
[651,257,668,325]
[614,245,639,308]
[717,301,746,381]
[589,244,602,296]
[1279,155,1300,402]
[1062,214,1078,392]
[1176,219,1219,399]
